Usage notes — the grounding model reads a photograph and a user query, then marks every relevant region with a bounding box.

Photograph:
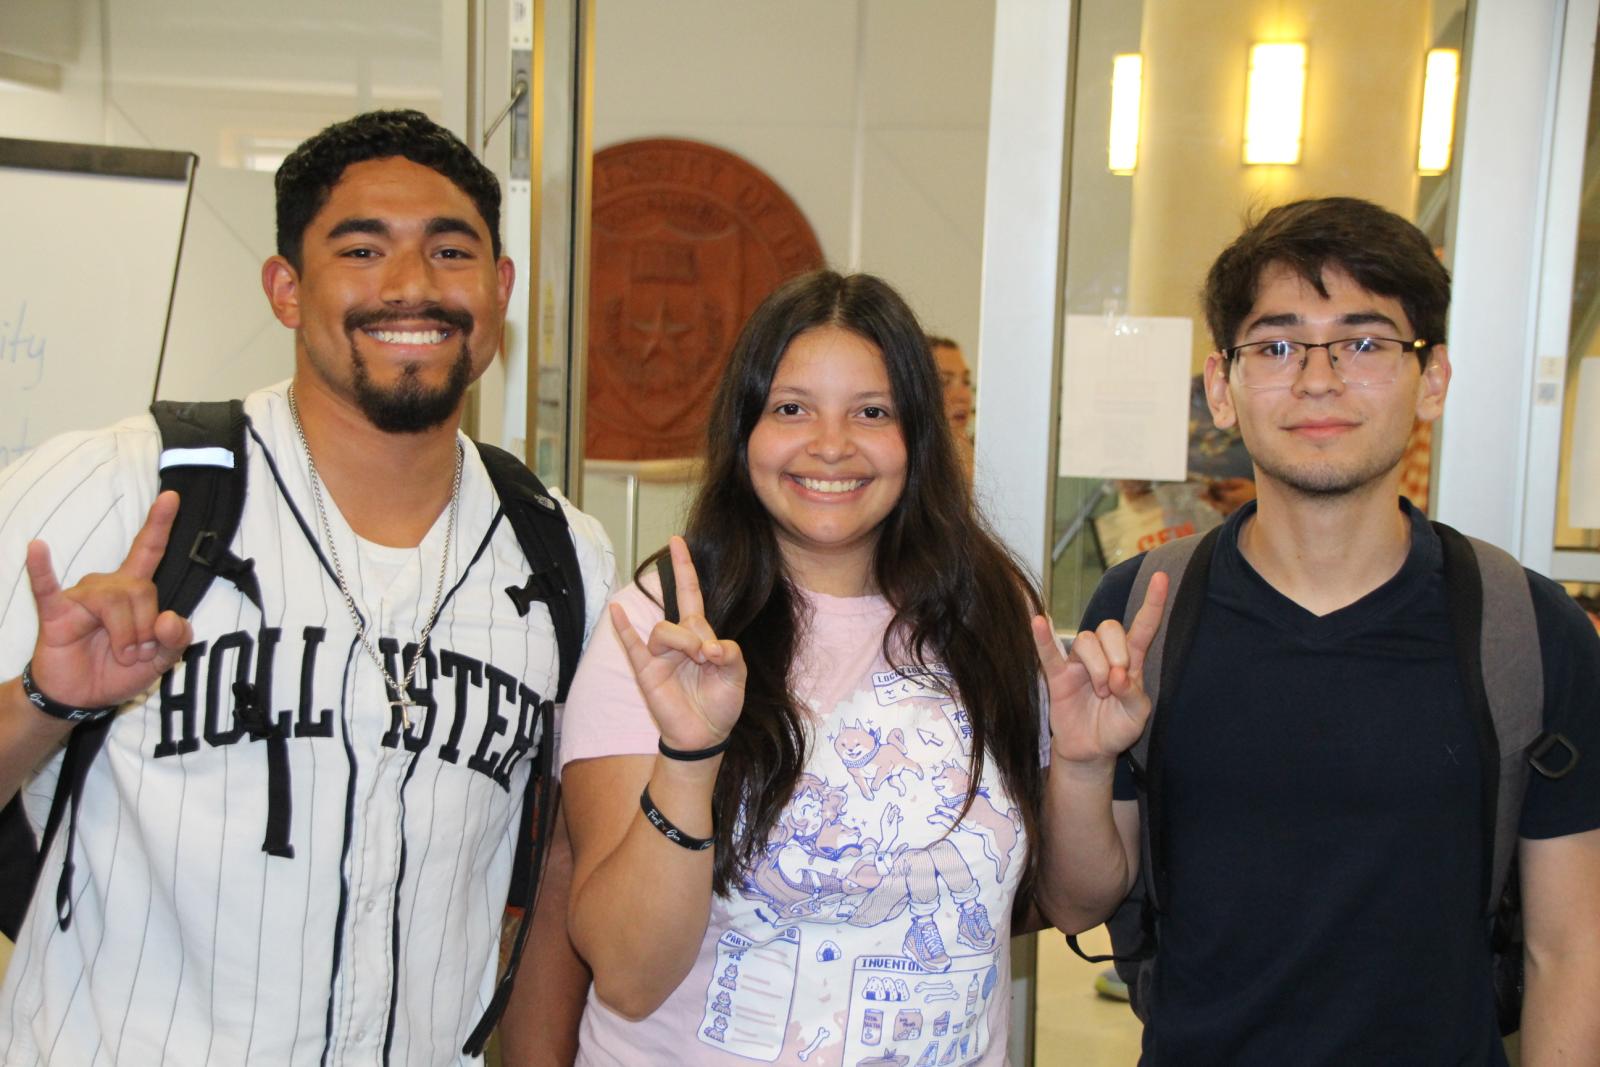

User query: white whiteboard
[0,138,195,467]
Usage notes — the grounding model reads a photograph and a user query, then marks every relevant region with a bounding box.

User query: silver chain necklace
[287,385,461,730]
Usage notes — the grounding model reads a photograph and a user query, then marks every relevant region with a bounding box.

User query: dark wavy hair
[1203,196,1450,364]
[274,109,502,270]
[642,270,1045,898]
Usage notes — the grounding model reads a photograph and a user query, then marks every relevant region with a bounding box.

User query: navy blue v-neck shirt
[1087,500,1600,1066]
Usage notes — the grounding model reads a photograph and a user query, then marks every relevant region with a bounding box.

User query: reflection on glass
[1417,48,1461,176]
[1108,54,1144,175]
[1242,43,1307,166]
[1555,39,1600,553]
[1049,0,1468,629]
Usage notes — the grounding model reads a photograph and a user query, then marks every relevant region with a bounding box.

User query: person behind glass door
[560,271,1057,1066]
[928,334,975,481]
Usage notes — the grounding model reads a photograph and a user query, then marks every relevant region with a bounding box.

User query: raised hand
[1032,571,1169,765]
[25,491,195,712]
[610,536,747,752]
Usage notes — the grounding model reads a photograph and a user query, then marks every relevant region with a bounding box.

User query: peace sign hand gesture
[25,491,195,713]
[1032,571,1169,766]
[610,536,747,753]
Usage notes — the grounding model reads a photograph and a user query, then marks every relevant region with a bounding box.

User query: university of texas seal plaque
[587,139,825,460]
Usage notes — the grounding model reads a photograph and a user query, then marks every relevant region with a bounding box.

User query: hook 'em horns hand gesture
[24,491,195,713]
[609,536,747,753]
[1032,571,1170,765]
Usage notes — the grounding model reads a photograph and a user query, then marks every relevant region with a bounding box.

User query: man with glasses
[1036,197,1600,1065]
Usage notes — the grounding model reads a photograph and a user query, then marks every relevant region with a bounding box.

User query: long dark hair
[642,270,1044,897]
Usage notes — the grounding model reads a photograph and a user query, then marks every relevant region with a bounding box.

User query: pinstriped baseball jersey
[0,381,615,1066]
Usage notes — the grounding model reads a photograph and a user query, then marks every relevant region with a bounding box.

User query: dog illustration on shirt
[831,720,925,801]
[927,761,1023,881]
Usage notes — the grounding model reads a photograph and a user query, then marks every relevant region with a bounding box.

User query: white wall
[0,0,445,407]
[592,0,995,362]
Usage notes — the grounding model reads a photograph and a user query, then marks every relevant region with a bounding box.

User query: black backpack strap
[463,698,559,1057]
[35,400,271,932]
[150,400,290,860]
[34,717,112,930]
[150,400,260,614]
[465,443,587,1056]
[478,443,585,702]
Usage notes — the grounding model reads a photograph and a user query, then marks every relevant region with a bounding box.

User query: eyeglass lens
[1237,338,1408,388]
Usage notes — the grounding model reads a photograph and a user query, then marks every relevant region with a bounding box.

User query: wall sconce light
[1108,53,1143,175]
[1243,42,1307,165]
[1417,48,1460,175]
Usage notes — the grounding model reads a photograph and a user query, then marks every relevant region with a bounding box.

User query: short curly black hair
[1203,197,1450,362]
[275,109,502,270]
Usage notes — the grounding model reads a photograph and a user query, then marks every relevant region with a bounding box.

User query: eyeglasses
[1223,336,1430,390]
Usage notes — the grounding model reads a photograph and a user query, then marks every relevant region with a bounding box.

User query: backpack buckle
[505,569,563,617]
[1529,732,1579,780]
[188,529,218,566]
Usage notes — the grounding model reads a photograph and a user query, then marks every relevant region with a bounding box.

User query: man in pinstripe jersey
[0,111,613,1065]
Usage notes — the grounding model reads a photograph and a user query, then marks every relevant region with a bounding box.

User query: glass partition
[583,0,997,574]
[1039,1,1471,1056]
[1048,0,1469,629]
[1555,33,1600,555]
[1551,15,1600,614]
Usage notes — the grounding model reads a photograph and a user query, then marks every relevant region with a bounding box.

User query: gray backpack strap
[1125,533,1208,770]
[1122,527,1220,915]
[1466,534,1546,907]
[1073,526,1222,1017]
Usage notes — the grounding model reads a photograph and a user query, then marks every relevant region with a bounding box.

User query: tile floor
[1,933,1139,1064]
[1032,925,1144,1064]
[2,929,1523,1066]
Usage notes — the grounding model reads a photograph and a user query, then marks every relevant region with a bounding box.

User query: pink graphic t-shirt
[561,579,1028,1067]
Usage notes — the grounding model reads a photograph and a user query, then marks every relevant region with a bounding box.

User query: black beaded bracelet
[20,660,118,725]
[639,785,715,851]
[657,736,731,761]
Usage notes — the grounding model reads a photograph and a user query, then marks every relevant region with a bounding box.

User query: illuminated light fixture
[1417,47,1460,175]
[1243,42,1307,165]
[1108,53,1143,175]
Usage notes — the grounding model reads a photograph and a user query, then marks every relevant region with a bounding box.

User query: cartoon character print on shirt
[690,664,1023,1064]
[927,762,1023,882]
[691,662,1017,1062]
[831,721,926,800]
[739,773,997,972]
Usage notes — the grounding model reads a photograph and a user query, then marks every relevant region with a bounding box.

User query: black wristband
[657,736,731,761]
[20,660,118,725]
[639,785,715,851]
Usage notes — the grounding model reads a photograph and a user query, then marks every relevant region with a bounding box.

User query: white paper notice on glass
[1058,315,1193,481]
[1569,358,1600,528]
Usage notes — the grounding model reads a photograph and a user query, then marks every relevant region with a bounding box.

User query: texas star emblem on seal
[587,139,825,460]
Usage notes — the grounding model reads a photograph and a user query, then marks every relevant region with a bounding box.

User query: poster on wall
[1057,314,1192,482]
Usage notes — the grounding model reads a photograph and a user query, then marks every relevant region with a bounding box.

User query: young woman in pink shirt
[560,271,1049,1067]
